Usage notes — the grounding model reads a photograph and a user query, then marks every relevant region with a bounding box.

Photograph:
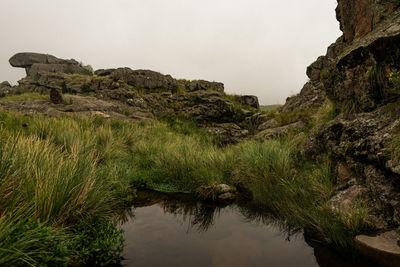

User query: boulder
[187,80,224,92]
[329,185,365,212]
[94,68,116,76]
[109,68,179,92]
[195,184,236,202]
[0,81,13,97]
[216,184,231,194]
[217,192,236,201]
[0,81,11,88]
[355,231,400,267]
[9,52,77,68]
[206,123,249,144]
[9,52,90,76]
[279,82,327,113]
[239,95,259,109]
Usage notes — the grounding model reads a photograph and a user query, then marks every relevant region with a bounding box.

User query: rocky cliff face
[336,0,399,43]
[278,0,400,230]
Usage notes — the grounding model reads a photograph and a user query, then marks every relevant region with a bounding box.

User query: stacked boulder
[9,52,92,76]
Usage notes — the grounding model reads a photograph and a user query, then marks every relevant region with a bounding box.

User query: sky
[0,0,341,105]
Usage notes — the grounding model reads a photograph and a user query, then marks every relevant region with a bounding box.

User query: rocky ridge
[1,52,261,144]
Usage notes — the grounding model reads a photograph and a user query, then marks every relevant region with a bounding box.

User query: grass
[0,93,49,101]
[260,104,281,112]
[0,111,371,265]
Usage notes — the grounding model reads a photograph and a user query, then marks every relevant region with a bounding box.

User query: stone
[50,88,63,104]
[217,192,236,201]
[279,82,327,113]
[9,52,90,76]
[187,80,224,92]
[109,68,179,92]
[9,52,77,68]
[329,185,365,212]
[206,123,249,144]
[28,63,91,76]
[0,81,11,88]
[216,184,231,194]
[94,68,116,76]
[239,95,259,109]
[0,81,13,97]
[355,231,400,267]
[195,184,236,202]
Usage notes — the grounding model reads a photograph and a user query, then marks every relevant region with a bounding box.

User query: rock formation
[9,52,92,76]
[273,0,400,237]
[4,52,260,144]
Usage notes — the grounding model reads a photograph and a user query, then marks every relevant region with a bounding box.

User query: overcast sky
[0,0,340,105]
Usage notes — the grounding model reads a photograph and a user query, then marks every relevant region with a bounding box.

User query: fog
[0,0,341,104]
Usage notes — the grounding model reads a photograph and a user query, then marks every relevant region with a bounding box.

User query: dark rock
[355,231,400,267]
[9,52,90,76]
[336,0,399,44]
[109,68,179,92]
[9,52,77,68]
[28,63,91,76]
[94,68,116,76]
[50,88,63,104]
[195,184,235,201]
[329,185,365,212]
[239,95,259,109]
[187,80,224,92]
[0,81,11,88]
[206,123,248,144]
[217,192,236,201]
[279,82,327,113]
[0,81,12,97]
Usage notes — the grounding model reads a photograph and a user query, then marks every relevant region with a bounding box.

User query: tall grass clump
[220,139,370,247]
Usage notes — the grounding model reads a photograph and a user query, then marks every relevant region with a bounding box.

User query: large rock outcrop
[9,52,92,76]
[4,53,260,144]
[277,0,400,234]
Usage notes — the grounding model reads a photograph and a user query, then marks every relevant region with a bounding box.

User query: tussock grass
[0,111,370,264]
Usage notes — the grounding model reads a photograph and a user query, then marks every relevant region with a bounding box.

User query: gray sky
[0,0,341,105]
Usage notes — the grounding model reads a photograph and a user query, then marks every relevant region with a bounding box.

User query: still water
[120,191,371,267]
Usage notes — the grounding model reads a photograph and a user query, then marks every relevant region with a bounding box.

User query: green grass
[0,111,371,265]
[0,93,49,101]
[260,104,281,112]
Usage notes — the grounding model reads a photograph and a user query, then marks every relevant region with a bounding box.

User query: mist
[0,0,341,104]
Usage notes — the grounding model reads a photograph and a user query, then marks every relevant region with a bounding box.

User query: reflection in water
[120,191,374,267]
